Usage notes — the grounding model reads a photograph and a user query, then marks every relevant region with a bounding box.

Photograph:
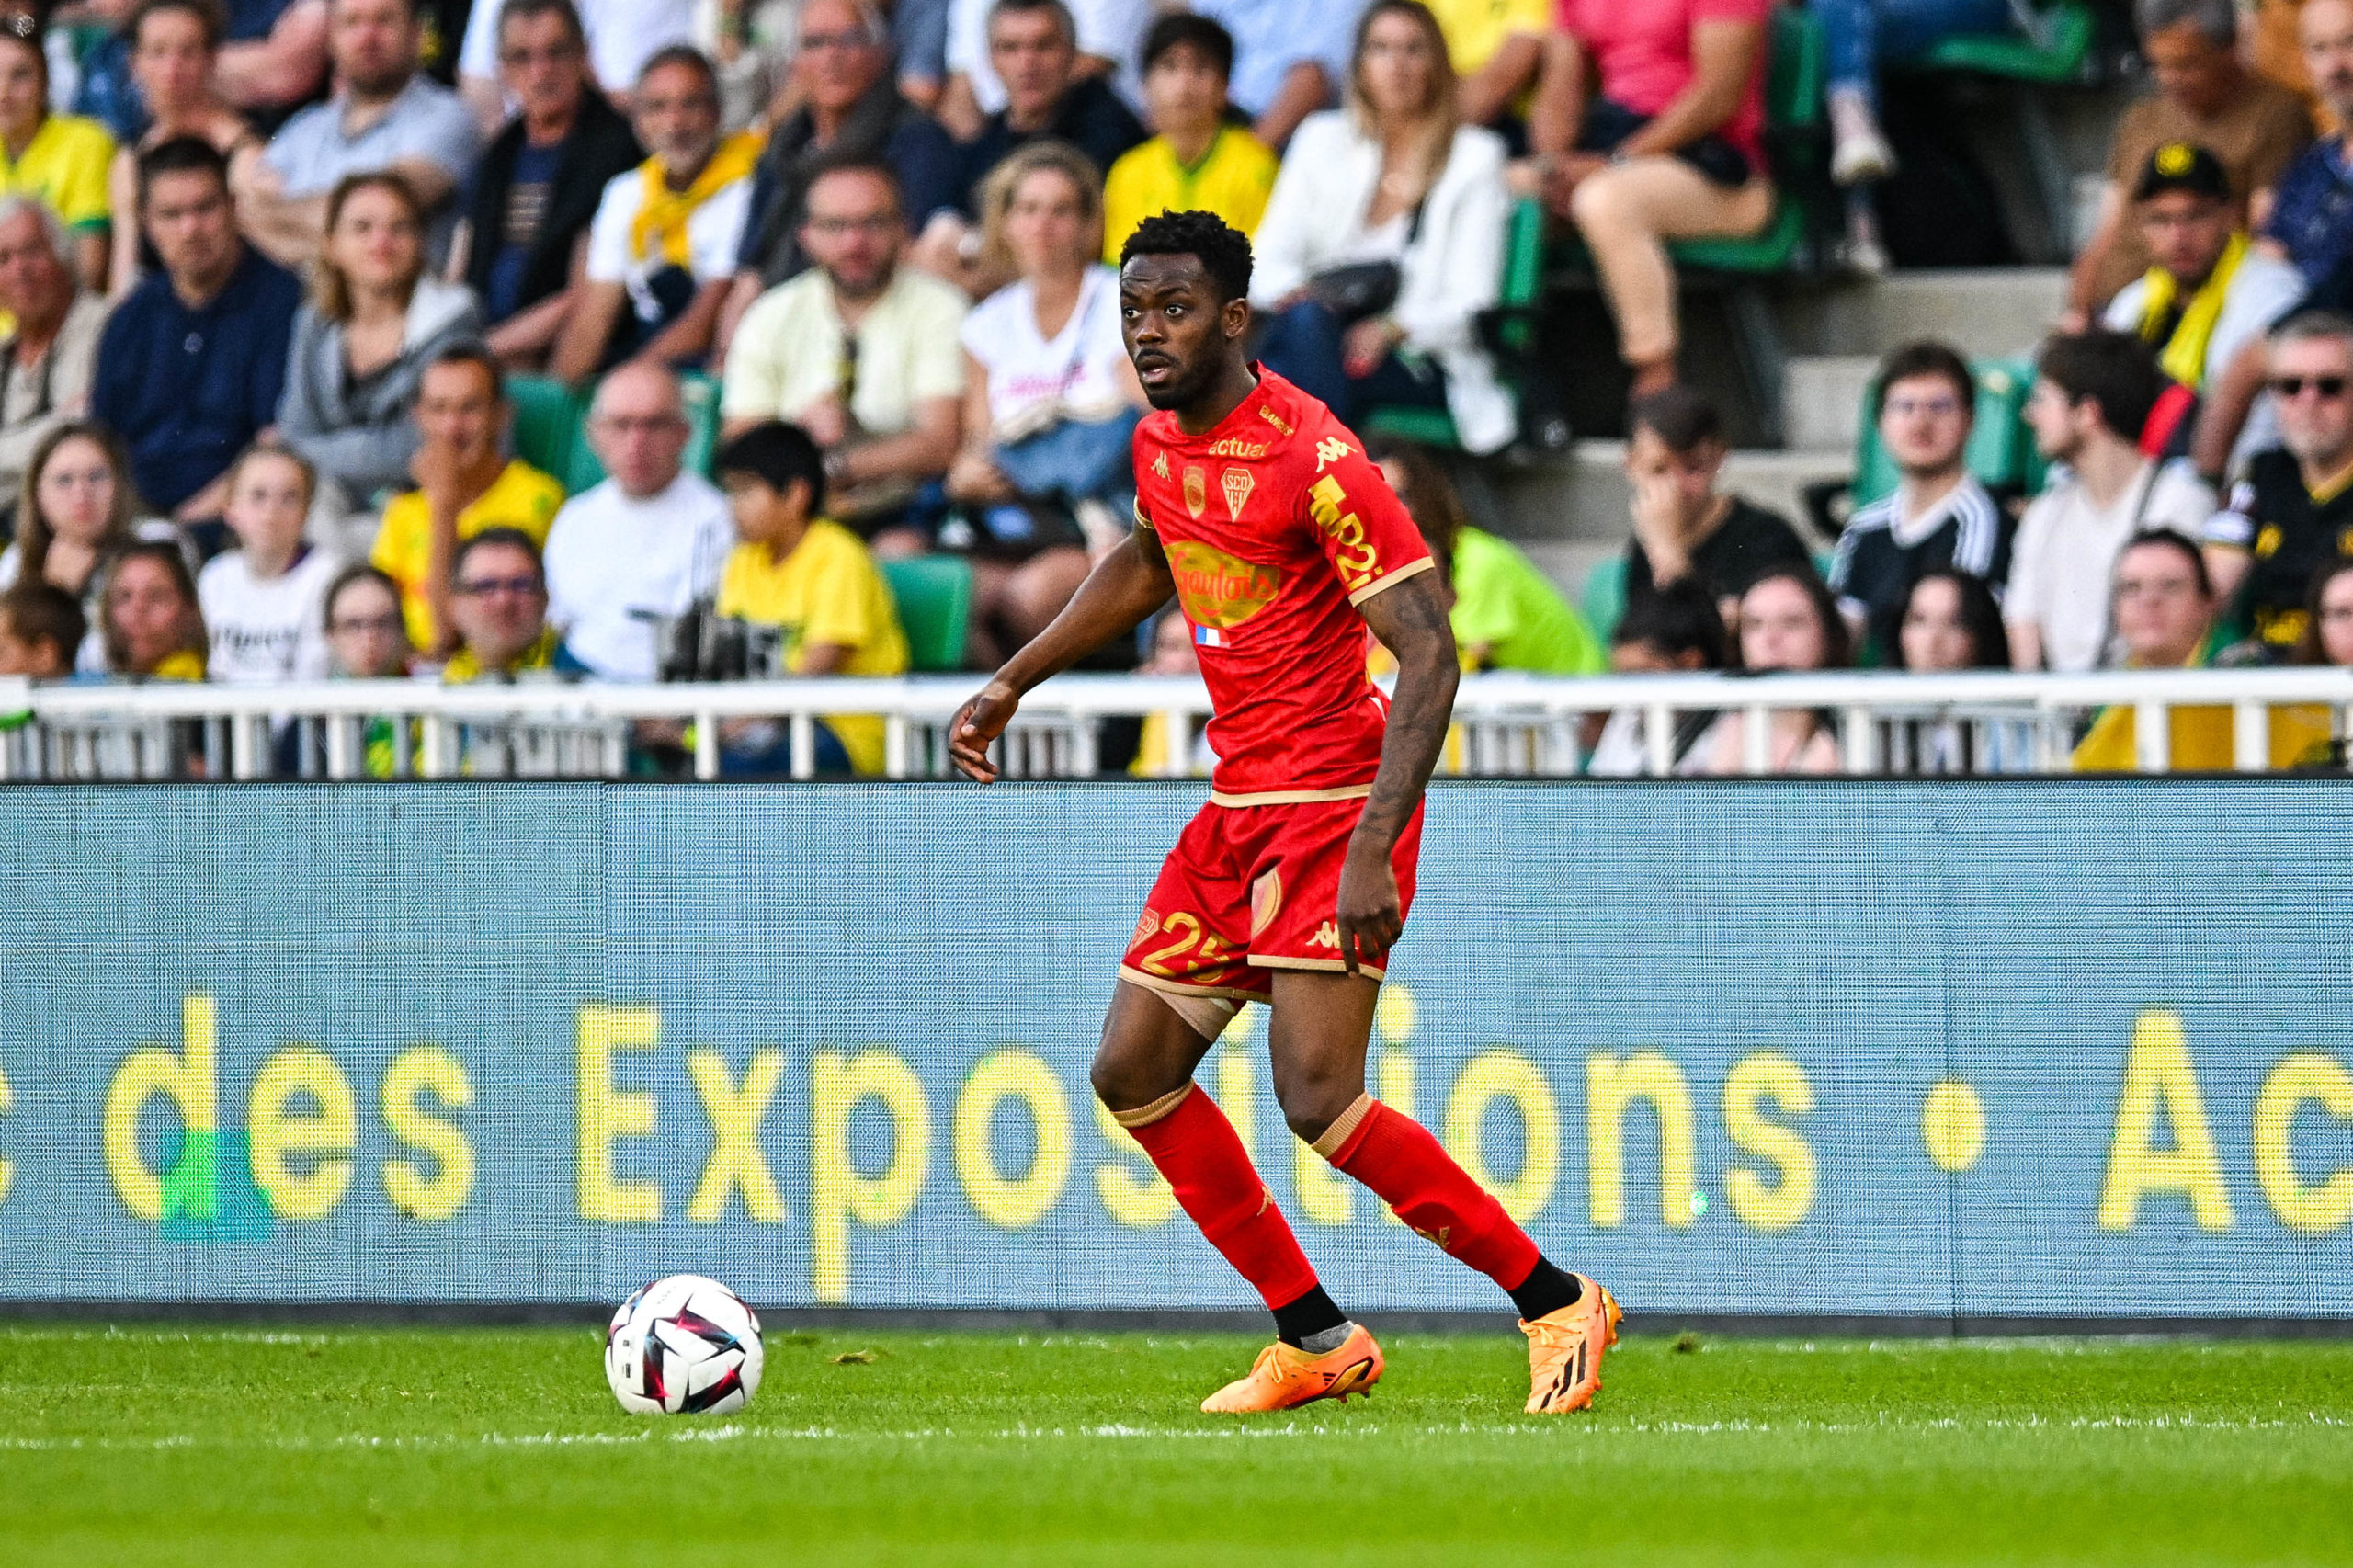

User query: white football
[604,1274,765,1415]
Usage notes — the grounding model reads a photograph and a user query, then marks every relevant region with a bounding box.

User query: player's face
[1120,255,1245,411]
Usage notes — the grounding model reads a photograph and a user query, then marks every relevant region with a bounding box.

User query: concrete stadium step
[1782,356,1881,456]
[1776,267,2069,359]
[1491,441,1850,555]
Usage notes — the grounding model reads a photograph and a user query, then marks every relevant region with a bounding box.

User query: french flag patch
[1193,624,1228,648]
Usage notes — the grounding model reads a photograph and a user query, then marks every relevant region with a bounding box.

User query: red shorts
[1117,793,1425,1000]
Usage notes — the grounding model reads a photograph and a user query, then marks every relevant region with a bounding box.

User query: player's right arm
[948,525,1178,782]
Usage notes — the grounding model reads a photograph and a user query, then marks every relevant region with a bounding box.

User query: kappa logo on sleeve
[1315,437,1352,471]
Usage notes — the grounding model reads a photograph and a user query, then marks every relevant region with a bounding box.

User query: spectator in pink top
[1525,0,1775,398]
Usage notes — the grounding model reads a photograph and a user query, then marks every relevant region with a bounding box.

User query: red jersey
[1131,369,1435,805]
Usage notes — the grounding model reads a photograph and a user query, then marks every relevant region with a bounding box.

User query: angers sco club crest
[1221,467,1255,521]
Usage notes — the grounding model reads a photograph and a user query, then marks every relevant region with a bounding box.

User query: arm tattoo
[1354,573,1461,851]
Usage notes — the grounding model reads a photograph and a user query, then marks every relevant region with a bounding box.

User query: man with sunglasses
[2201,309,2353,653]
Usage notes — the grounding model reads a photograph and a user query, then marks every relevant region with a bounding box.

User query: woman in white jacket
[1246,0,1515,454]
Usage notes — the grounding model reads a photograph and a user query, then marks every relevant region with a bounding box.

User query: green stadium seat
[507,375,583,483]
[881,556,972,673]
[1916,0,2096,84]
[1666,6,1824,277]
[1581,553,1628,649]
[1360,194,1548,449]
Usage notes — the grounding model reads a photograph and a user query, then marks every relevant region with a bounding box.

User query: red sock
[1326,1099,1540,1290]
[1121,1085,1321,1311]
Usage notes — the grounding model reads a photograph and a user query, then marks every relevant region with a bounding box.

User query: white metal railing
[1,667,2350,782]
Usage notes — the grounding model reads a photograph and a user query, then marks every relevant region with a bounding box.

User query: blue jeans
[1256,301,1449,429]
[1813,0,2018,105]
[993,410,1142,506]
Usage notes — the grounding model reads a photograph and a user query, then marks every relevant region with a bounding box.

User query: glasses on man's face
[500,43,582,67]
[2271,375,2350,400]
[331,613,405,636]
[454,575,540,599]
[806,213,899,237]
[799,29,870,51]
[1885,396,1963,419]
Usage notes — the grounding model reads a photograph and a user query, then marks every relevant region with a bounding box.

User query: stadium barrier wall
[2,779,2348,1320]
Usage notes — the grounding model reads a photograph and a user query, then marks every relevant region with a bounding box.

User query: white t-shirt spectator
[459,0,697,101]
[585,165,755,319]
[197,546,341,686]
[960,265,1130,441]
[2005,459,2215,673]
[542,471,733,682]
[949,0,1151,114]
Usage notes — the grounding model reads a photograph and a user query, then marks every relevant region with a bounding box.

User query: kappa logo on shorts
[1248,869,1282,938]
[1152,452,1170,480]
[1309,921,1341,950]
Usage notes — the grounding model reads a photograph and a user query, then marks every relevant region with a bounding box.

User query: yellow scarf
[631,129,766,269]
[2135,230,2247,390]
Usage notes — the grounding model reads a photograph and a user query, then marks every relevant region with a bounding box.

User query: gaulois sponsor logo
[1164,539,1279,629]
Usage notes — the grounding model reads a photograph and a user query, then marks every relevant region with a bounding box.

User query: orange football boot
[1199,1324,1384,1414]
[1520,1276,1621,1414]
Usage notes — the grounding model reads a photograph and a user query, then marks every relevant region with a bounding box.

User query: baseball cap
[2134,141,2231,202]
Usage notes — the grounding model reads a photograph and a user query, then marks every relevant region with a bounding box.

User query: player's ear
[1222,294,1251,341]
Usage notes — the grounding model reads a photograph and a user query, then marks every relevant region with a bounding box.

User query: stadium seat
[507,375,584,484]
[1899,0,2100,260]
[1363,194,1550,449]
[881,556,973,673]
[1581,553,1628,649]
[1538,7,1832,445]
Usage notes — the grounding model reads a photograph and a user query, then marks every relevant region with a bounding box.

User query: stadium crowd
[3,0,2353,775]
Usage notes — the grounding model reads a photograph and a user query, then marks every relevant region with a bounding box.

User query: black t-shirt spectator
[737,78,964,289]
[2204,447,2353,653]
[461,89,643,328]
[1621,497,1813,629]
[956,76,1146,218]
[1827,475,2012,660]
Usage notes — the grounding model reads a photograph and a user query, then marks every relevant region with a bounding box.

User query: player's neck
[1173,358,1260,438]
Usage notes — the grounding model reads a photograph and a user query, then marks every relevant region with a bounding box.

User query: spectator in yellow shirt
[370,345,565,655]
[440,528,560,682]
[714,420,910,775]
[2074,530,2326,769]
[1421,0,1553,130]
[0,16,115,290]
[1102,17,1279,265]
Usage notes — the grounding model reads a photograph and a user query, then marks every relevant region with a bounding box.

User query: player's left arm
[1339,569,1459,974]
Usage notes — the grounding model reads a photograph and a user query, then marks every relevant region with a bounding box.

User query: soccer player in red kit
[949,211,1620,1415]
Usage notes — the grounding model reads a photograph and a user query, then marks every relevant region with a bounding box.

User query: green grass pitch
[2,1324,2349,1564]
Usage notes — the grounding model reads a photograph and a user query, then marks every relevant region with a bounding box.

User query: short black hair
[496,0,585,49]
[2036,329,2166,444]
[138,134,230,204]
[427,340,506,403]
[637,42,717,95]
[1873,340,1976,426]
[1142,12,1234,76]
[1120,209,1252,302]
[716,421,827,515]
[804,153,904,214]
[987,0,1076,46]
[1613,577,1728,669]
[2117,527,2213,597]
[450,527,545,585]
[132,0,229,50]
[1629,383,1722,454]
[0,582,85,664]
